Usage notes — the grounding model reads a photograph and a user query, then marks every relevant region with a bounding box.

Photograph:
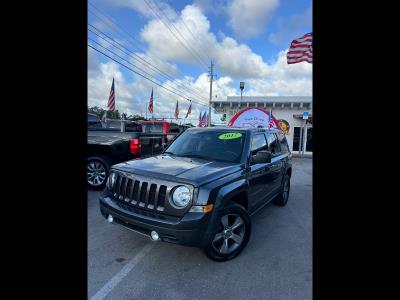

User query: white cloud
[88,3,312,125]
[227,0,279,38]
[141,5,270,79]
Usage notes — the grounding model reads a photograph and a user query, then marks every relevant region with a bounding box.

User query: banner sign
[227,107,282,130]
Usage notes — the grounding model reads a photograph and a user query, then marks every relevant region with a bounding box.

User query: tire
[203,203,251,262]
[273,174,290,206]
[87,156,111,190]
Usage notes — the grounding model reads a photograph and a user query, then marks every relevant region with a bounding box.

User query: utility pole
[208,61,214,127]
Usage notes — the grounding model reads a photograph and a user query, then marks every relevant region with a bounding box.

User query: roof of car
[186,127,281,133]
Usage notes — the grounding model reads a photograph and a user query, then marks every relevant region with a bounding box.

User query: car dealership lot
[88,158,312,300]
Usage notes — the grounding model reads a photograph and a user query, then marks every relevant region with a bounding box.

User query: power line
[143,0,209,69]
[88,43,209,107]
[88,4,209,97]
[147,0,210,65]
[88,38,208,106]
[88,25,209,102]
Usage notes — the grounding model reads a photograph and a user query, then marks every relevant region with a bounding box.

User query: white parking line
[90,242,155,300]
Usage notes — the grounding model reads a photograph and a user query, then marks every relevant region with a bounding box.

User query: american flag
[148,88,153,114]
[185,101,192,118]
[287,33,313,64]
[268,109,274,129]
[198,111,207,127]
[174,100,179,119]
[107,78,116,111]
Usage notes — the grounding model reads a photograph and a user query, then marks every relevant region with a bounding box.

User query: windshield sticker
[218,132,242,140]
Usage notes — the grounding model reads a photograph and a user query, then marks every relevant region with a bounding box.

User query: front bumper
[99,195,215,247]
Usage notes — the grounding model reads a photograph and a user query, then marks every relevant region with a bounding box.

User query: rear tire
[87,156,111,190]
[273,174,290,206]
[203,203,251,261]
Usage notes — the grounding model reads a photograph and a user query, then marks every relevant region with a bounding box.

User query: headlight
[171,186,192,208]
[107,171,117,190]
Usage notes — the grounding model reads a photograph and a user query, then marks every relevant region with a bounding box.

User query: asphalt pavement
[88,158,312,300]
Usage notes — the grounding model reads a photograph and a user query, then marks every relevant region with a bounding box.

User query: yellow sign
[278,119,290,135]
[218,132,242,140]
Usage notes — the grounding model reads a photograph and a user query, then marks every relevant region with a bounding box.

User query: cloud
[141,5,270,79]
[227,0,279,38]
[269,7,312,45]
[88,3,312,125]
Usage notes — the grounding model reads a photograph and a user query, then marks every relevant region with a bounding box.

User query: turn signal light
[189,204,214,213]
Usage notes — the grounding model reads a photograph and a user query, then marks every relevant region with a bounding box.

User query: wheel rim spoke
[231,217,244,230]
[221,215,229,228]
[213,232,224,243]
[230,233,242,244]
[220,238,229,254]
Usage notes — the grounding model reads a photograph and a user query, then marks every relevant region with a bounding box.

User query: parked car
[99,127,292,261]
[87,115,168,190]
[138,120,184,143]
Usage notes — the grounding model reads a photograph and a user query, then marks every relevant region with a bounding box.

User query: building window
[293,127,303,151]
[306,128,312,152]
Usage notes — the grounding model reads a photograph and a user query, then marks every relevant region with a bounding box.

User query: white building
[211,96,313,154]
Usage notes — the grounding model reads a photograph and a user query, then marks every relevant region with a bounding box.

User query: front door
[248,133,275,212]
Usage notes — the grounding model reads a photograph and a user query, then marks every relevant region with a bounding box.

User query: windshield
[165,130,246,163]
[142,123,164,133]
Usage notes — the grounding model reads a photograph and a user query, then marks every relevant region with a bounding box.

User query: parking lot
[88,158,312,300]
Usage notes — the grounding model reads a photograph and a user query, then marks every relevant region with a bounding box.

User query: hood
[113,155,243,186]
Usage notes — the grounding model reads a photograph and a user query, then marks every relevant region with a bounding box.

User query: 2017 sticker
[218,132,242,140]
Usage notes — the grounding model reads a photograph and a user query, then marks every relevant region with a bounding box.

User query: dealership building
[211,96,313,154]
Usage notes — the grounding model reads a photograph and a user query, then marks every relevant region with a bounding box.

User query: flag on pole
[101,111,107,123]
[287,33,313,64]
[107,78,116,111]
[174,100,179,119]
[198,111,202,127]
[268,108,274,129]
[148,88,153,113]
[185,101,192,118]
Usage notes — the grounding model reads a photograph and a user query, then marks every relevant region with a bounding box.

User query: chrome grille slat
[124,179,132,202]
[110,172,193,215]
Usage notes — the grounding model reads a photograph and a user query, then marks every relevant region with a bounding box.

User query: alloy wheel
[87,162,107,186]
[212,214,246,255]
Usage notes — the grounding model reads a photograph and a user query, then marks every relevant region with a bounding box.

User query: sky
[88,0,312,124]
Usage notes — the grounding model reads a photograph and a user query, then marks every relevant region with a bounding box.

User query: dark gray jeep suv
[99,127,292,261]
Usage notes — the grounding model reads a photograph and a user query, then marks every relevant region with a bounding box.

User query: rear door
[266,133,285,192]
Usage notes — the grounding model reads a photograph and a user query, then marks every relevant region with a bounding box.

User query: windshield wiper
[162,151,176,156]
[178,153,209,160]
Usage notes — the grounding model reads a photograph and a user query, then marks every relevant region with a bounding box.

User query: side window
[251,134,268,154]
[277,133,290,153]
[266,133,281,155]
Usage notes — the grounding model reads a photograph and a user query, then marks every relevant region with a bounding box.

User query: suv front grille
[112,173,167,212]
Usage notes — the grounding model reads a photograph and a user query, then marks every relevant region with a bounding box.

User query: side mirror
[252,151,272,164]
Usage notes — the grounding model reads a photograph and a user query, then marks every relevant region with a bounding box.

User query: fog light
[107,215,113,223]
[150,231,160,241]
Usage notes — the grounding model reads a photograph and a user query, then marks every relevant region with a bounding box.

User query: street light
[240,82,245,101]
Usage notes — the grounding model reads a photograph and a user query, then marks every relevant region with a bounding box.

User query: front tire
[87,156,110,190]
[203,203,251,261]
[273,174,290,206]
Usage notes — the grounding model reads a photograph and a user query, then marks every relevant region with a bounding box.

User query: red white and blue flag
[107,78,115,111]
[287,33,313,64]
[148,88,153,114]
[185,101,192,119]
[174,100,179,119]
[268,109,275,129]
[198,111,208,127]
